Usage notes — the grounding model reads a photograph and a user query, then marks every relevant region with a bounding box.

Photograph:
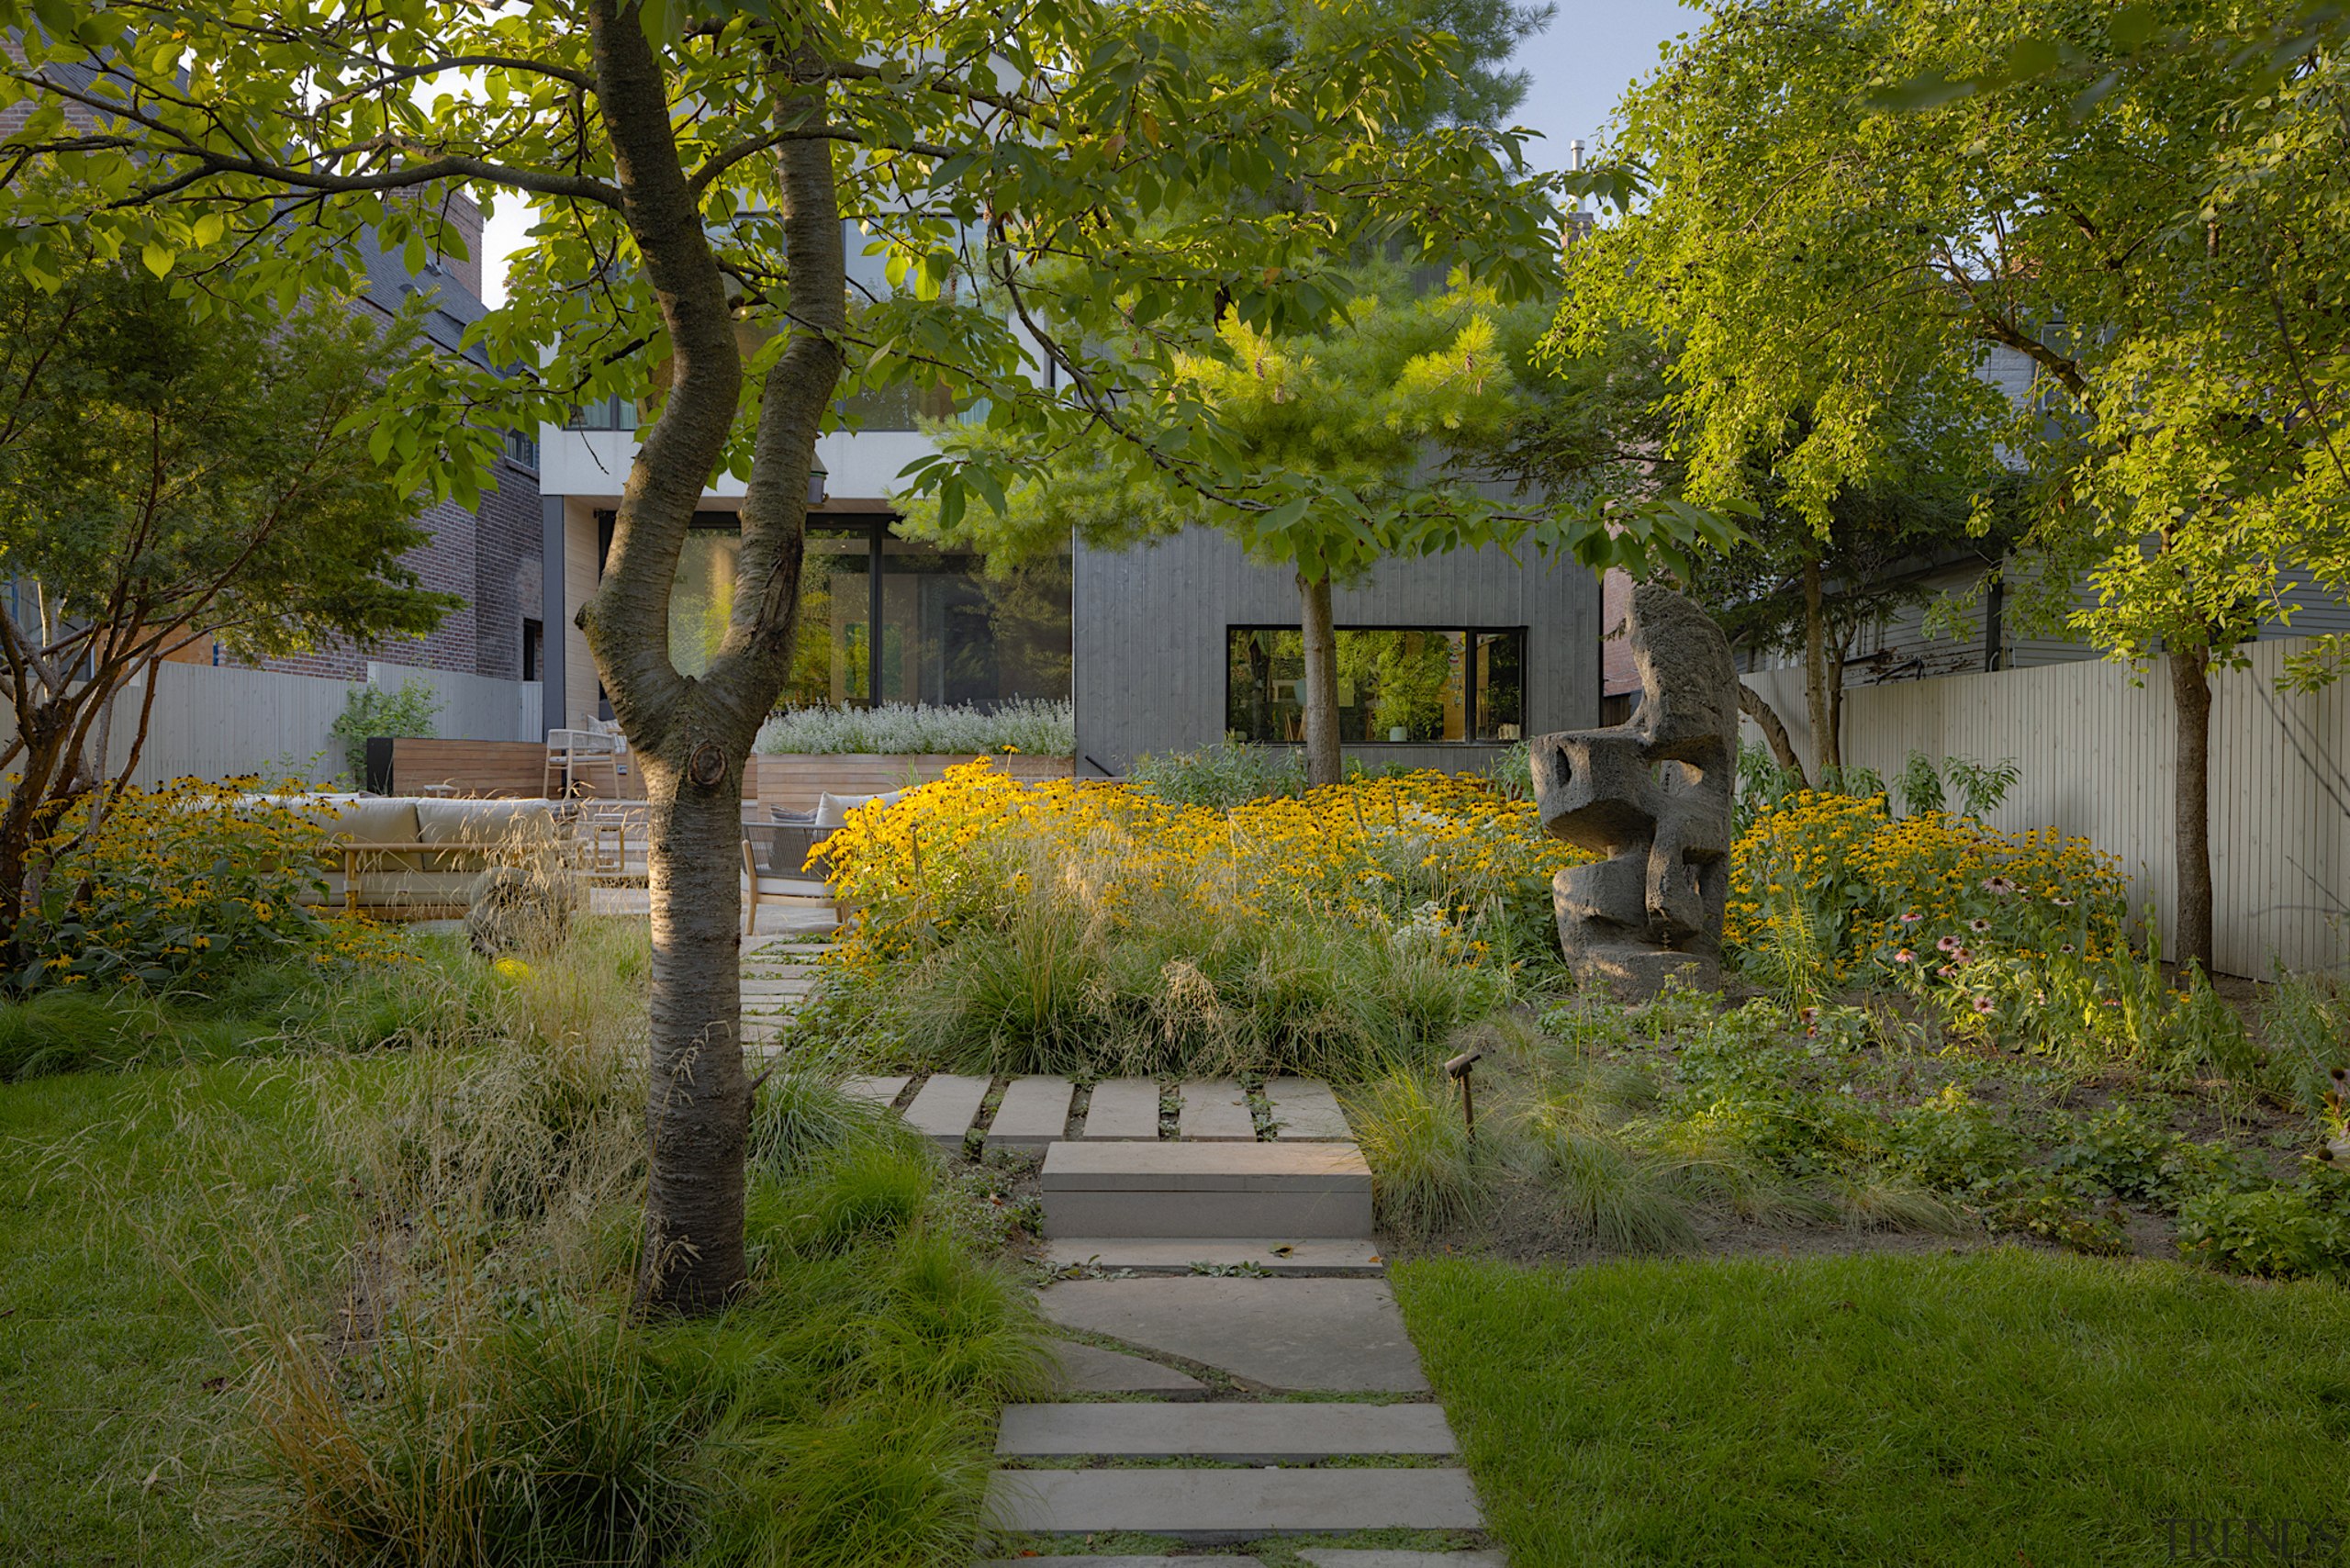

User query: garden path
[963,1083,1501,1562]
[725,949,1497,1557]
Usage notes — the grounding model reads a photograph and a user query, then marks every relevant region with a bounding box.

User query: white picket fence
[1740,637,2350,977]
[98,660,543,787]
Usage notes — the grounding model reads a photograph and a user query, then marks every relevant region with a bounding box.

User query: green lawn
[1393,1249,2350,1567]
[0,1059,369,1565]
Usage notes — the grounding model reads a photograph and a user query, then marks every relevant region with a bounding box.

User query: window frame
[1223,622,1530,746]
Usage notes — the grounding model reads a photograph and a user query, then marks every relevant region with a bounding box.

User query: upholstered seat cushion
[811,788,907,829]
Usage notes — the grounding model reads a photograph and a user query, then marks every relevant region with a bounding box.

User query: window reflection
[1225,627,1526,744]
[652,520,1070,709]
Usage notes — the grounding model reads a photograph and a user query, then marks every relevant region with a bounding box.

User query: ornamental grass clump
[154,922,1047,1568]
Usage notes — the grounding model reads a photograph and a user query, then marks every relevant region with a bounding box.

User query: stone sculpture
[1530,582,1739,999]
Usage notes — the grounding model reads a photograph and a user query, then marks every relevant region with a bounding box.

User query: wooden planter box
[745,752,1073,813]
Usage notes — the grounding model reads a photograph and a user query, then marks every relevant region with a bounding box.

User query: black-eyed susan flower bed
[803,758,1588,1081]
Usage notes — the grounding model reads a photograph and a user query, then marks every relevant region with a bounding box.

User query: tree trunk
[1297,571,1342,786]
[633,741,752,1309]
[2170,643,2215,974]
[572,6,850,1312]
[1824,626,1845,774]
[1801,552,1833,777]
[1737,685,1809,788]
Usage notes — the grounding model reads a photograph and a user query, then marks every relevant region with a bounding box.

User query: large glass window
[878,538,1069,705]
[617,510,1070,710]
[1225,627,1526,744]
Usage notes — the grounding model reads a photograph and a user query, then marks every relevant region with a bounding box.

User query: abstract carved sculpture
[1531,582,1739,999]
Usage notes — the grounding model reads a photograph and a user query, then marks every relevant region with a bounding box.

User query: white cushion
[812,788,906,829]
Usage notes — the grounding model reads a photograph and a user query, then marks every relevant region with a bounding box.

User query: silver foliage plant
[754,699,1074,757]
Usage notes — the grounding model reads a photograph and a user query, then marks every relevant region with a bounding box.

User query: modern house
[533,221,1602,777]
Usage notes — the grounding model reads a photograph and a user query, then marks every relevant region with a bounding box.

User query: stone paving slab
[903,1073,991,1147]
[1043,1335,1203,1401]
[1299,1552,1506,1568]
[1046,1238,1383,1277]
[1041,1141,1371,1192]
[1042,1189,1374,1240]
[985,1468,1482,1540]
[1044,1339,1207,1400]
[995,1401,1456,1462]
[1080,1078,1163,1139]
[1036,1278,1429,1393]
[986,1075,1075,1148]
[1179,1078,1258,1140]
[1266,1077,1352,1140]
[839,1074,910,1109]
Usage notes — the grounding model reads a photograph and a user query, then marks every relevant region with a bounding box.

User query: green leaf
[140,240,174,278]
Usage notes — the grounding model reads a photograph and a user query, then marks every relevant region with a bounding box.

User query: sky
[476,1,1701,305]
[1504,0,1699,174]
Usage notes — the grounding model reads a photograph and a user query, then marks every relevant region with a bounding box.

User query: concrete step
[995,1401,1455,1462]
[983,1467,1483,1540]
[1178,1078,1258,1140]
[986,1075,1075,1149]
[1046,1238,1383,1277]
[1041,1141,1373,1239]
[1079,1078,1162,1139]
[1266,1077,1352,1140]
[903,1073,991,1148]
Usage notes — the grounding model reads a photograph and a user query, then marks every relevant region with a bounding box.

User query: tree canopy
[1557,0,2350,966]
[0,0,1630,1305]
[0,247,454,951]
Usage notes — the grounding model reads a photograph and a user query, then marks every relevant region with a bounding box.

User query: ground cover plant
[1336,781,2350,1281]
[0,914,1048,1567]
[800,758,1583,1081]
[1394,1249,2350,1568]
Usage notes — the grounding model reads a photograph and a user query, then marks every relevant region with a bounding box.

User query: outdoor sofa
[282,795,570,919]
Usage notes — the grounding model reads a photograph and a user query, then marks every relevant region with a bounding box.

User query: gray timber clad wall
[1074,526,1600,775]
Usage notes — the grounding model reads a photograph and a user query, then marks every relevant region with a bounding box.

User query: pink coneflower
[1968,917,1991,934]
[1894,948,1915,964]
[1983,876,2018,895]
[2101,998,2121,1008]
[2050,895,2076,908]
[1937,964,1956,979]
[2060,943,2076,955]
[1799,1006,1819,1023]
[1937,935,1962,953]
[1972,994,1995,1014]
[1899,911,1924,924]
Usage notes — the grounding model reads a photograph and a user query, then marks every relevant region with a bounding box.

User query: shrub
[18,778,397,995]
[1127,742,1306,809]
[2175,1181,2350,1280]
[755,698,1073,756]
[808,759,1568,1078]
[1724,789,2130,991]
[330,678,442,788]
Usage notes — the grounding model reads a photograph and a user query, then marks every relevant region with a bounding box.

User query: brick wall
[262,457,542,681]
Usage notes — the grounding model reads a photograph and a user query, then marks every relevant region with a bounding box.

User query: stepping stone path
[738,935,835,1053]
[723,947,1494,1559]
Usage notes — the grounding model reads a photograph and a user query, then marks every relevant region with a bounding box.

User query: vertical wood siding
[1741,638,2350,976]
[1073,527,1599,774]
